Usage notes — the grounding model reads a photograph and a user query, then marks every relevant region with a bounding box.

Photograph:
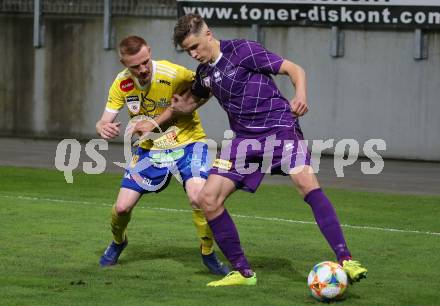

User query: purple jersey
[192,39,295,137]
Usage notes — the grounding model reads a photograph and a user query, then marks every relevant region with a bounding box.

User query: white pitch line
[1,194,439,237]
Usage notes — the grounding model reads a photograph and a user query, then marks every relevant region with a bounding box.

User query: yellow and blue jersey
[106,60,206,150]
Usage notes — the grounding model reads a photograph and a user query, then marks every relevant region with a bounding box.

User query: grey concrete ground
[0,137,439,196]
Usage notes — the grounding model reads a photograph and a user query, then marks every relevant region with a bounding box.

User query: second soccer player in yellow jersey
[96,36,228,275]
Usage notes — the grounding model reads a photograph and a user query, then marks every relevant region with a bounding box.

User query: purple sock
[304,188,351,262]
[208,209,253,277]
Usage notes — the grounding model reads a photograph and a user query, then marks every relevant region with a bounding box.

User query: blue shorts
[121,142,210,194]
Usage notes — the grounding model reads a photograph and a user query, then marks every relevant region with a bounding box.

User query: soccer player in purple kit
[172,14,367,287]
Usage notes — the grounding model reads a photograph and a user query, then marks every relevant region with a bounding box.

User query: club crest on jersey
[213,70,222,83]
[120,78,134,92]
[126,95,141,114]
[225,65,237,78]
[203,76,211,88]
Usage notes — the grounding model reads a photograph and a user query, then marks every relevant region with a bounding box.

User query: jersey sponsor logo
[150,148,184,164]
[140,93,156,112]
[129,172,153,186]
[126,95,141,114]
[153,127,179,149]
[157,98,170,107]
[213,159,232,170]
[120,78,135,92]
[126,96,139,102]
[142,177,152,186]
[157,79,171,86]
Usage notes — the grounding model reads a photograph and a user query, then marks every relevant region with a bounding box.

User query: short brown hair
[173,14,206,48]
[118,36,148,56]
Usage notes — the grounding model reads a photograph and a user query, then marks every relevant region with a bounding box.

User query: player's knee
[197,189,221,214]
[296,178,311,194]
[292,171,319,197]
[115,203,132,215]
[187,188,201,207]
[185,179,205,208]
[188,195,201,210]
[197,189,208,207]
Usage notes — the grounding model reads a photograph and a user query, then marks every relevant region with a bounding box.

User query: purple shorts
[209,124,311,192]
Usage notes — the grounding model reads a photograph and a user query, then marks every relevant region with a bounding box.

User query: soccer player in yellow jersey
[95,36,228,275]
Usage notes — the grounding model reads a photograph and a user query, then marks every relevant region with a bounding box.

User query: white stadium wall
[0,15,439,160]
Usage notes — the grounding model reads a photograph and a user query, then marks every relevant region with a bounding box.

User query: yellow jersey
[106,60,206,150]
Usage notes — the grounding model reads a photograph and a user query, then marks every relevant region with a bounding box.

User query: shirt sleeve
[174,66,195,95]
[191,65,211,99]
[105,79,125,113]
[236,40,284,75]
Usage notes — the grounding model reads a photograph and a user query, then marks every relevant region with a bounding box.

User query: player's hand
[99,122,121,139]
[132,120,155,138]
[171,91,197,114]
[125,116,162,146]
[290,93,308,117]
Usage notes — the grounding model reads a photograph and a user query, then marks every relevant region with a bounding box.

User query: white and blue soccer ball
[307,261,348,302]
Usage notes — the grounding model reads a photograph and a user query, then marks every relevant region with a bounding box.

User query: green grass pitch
[1,166,439,305]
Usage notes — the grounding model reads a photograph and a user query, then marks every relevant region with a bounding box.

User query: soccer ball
[307,261,348,302]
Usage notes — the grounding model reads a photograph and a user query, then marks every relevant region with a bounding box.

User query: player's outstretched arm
[96,110,121,139]
[278,60,308,117]
[131,108,174,137]
[131,88,209,139]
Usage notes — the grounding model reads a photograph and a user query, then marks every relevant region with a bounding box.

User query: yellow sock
[192,209,214,255]
[110,205,131,244]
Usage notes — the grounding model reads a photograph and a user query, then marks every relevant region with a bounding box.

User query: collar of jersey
[131,60,156,90]
[209,52,223,67]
